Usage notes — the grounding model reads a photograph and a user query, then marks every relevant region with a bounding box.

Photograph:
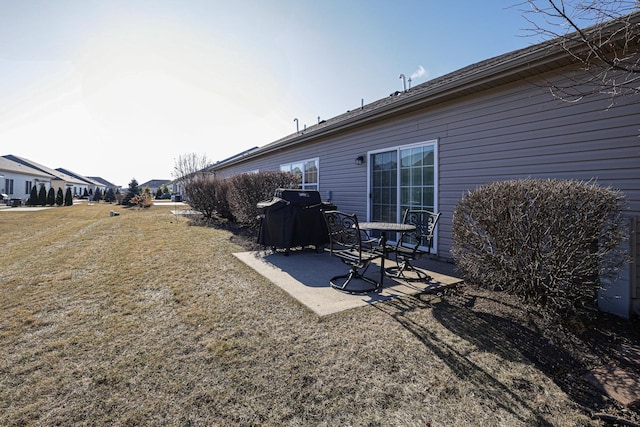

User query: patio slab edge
[233,250,463,316]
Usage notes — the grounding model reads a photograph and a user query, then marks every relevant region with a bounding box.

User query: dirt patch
[440,286,640,419]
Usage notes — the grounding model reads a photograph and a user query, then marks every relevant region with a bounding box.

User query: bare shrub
[227,171,300,228]
[184,175,231,220]
[451,178,627,320]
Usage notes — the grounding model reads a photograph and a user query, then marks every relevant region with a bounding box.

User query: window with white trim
[280,158,319,190]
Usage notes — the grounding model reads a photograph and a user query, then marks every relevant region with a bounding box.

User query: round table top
[358,222,416,232]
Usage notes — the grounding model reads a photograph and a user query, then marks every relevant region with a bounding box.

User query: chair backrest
[322,210,365,255]
[399,209,441,253]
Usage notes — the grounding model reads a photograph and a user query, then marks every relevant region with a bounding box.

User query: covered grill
[257,189,336,255]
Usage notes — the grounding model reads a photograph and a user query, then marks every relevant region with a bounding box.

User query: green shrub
[56,188,64,206]
[64,187,73,206]
[27,185,38,206]
[227,171,300,228]
[47,187,55,206]
[451,178,627,320]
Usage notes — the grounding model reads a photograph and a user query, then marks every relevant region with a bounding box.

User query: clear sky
[0,0,538,187]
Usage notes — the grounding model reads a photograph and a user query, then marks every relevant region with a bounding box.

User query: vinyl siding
[214,68,640,307]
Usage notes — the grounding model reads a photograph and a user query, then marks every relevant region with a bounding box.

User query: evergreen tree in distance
[93,187,102,202]
[38,185,47,206]
[64,187,73,206]
[47,187,55,206]
[123,179,141,206]
[56,188,64,206]
[27,185,38,206]
[104,188,115,203]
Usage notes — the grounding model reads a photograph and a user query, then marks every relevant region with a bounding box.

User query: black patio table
[358,222,416,286]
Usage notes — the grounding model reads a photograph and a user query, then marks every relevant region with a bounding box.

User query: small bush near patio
[451,178,628,322]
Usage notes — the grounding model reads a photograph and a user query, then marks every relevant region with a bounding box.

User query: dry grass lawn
[0,202,622,426]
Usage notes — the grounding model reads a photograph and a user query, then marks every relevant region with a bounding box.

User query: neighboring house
[0,156,53,202]
[88,176,119,193]
[210,16,640,317]
[56,168,106,197]
[139,179,171,195]
[2,155,88,196]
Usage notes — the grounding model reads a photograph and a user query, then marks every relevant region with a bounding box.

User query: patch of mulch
[205,217,640,425]
[435,284,640,425]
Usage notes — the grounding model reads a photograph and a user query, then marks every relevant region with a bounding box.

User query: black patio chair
[322,210,384,293]
[385,209,441,281]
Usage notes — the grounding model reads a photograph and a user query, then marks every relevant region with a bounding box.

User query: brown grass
[0,202,619,426]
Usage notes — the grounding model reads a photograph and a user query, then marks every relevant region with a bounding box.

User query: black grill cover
[257,189,336,253]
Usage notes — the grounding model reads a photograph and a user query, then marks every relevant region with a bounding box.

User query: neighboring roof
[208,146,259,169]
[0,156,54,178]
[2,155,87,185]
[211,12,639,170]
[140,179,171,188]
[88,176,119,188]
[56,167,104,187]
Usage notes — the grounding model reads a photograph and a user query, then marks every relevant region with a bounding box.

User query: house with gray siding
[210,15,640,317]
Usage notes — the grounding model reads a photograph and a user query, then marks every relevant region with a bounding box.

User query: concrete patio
[233,248,463,316]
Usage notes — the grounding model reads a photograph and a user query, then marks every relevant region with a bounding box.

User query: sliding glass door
[369,141,436,224]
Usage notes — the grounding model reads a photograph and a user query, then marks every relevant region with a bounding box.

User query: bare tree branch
[172,152,212,187]
[522,1,640,103]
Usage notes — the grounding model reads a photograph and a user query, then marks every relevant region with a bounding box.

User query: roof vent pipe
[318,116,320,126]
[408,77,412,90]
[361,98,364,109]
[399,74,406,92]
[294,118,299,133]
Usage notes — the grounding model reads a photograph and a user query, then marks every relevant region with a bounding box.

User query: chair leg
[330,266,380,293]
[386,259,431,282]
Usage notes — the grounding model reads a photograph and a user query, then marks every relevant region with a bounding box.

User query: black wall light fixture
[355,155,365,165]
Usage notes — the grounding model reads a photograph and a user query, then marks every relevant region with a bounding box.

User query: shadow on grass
[374,291,606,426]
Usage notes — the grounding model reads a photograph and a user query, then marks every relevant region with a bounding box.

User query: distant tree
[38,185,47,206]
[522,0,640,103]
[83,188,89,198]
[56,188,64,206]
[115,188,124,205]
[123,179,141,206]
[93,187,103,202]
[172,153,211,191]
[27,185,38,206]
[47,187,55,206]
[64,187,73,206]
[104,188,116,203]
[155,188,163,199]
[160,183,170,195]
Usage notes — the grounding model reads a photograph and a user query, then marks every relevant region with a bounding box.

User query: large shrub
[451,178,627,320]
[184,175,232,220]
[228,171,300,228]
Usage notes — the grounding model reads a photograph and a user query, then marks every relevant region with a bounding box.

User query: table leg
[379,232,386,288]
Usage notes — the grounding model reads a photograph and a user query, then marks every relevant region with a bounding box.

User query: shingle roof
[2,155,87,185]
[140,179,171,189]
[0,156,54,178]
[88,176,119,188]
[212,11,639,170]
[56,168,103,187]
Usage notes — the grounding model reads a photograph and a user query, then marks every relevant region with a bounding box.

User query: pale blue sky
[0,0,538,186]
